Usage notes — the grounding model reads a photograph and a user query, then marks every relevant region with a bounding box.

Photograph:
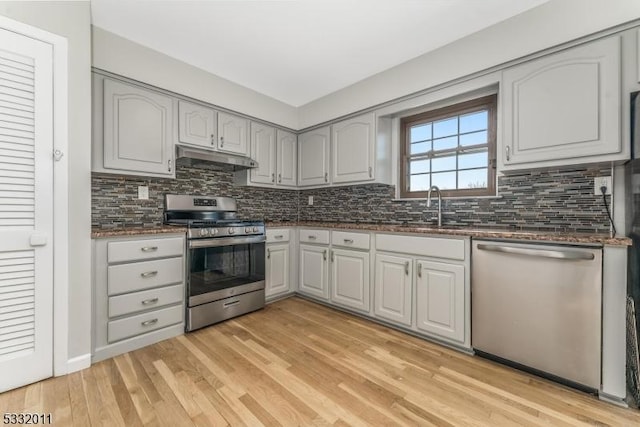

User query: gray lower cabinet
[93,234,186,362]
[374,253,413,326]
[330,247,370,313]
[298,244,329,300]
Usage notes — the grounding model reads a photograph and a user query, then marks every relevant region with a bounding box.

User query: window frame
[399,94,497,199]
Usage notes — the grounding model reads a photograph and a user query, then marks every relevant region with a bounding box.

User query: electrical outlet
[594,176,612,195]
[308,196,314,206]
[138,186,149,200]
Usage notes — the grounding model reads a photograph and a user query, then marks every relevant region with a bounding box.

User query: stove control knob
[245,227,252,233]
[211,228,218,235]
[253,227,259,232]
[199,228,210,237]
[228,227,235,235]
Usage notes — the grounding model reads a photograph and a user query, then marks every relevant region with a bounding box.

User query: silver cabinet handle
[140,271,158,278]
[168,159,172,172]
[476,244,595,261]
[343,239,354,244]
[223,299,240,308]
[141,298,159,305]
[53,149,64,161]
[368,166,372,178]
[308,235,317,240]
[267,248,271,259]
[404,261,409,275]
[141,246,158,252]
[324,172,328,182]
[331,250,334,262]
[274,235,284,239]
[323,249,327,261]
[271,173,275,183]
[278,173,282,183]
[220,136,224,147]
[141,318,158,327]
[210,134,215,146]
[505,145,510,162]
[417,262,422,278]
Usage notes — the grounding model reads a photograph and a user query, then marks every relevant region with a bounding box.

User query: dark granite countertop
[265,221,631,246]
[91,225,187,238]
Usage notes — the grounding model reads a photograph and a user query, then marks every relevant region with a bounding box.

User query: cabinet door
[331,113,375,183]
[103,79,174,175]
[330,248,370,312]
[218,112,249,155]
[266,243,290,298]
[299,244,329,300]
[501,36,621,168]
[277,129,297,187]
[298,126,330,186]
[374,254,412,326]
[415,259,464,342]
[250,122,276,185]
[178,100,217,148]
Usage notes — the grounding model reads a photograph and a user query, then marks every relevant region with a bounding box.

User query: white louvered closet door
[0,28,54,392]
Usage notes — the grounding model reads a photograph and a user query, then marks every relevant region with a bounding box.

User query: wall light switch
[308,196,314,206]
[593,176,612,195]
[138,186,149,200]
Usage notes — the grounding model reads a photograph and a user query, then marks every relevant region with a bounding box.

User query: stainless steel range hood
[175,145,258,172]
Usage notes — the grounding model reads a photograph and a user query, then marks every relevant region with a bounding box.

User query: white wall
[92,26,299,130]
[0,1,92,360]
[298,0,640,129]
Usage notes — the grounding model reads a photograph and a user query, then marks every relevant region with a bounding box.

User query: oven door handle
[188,235,266,249]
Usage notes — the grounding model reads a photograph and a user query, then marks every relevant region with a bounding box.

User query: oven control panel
[188,225,264,240]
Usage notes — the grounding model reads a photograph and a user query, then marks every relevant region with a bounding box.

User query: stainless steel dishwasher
[472,239,602,390]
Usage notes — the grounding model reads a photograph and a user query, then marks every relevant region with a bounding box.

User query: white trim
[0,16,70,377]
[66,354,91,374]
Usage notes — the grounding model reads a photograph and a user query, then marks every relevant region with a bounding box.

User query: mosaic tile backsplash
[93,165,612,233]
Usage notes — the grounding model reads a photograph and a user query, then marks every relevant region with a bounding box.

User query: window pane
[431,172,456,190]
[409,174,430,192]
[458,168,488,189]
[433,117,457,138]
[410,159,430,174]
[459,110,488,133]
[458,151,488,169]
[459,130,487,146]
[432,154,456,172]
[410,141,430,155]
[433,136,457,151]
[410,123,431,142]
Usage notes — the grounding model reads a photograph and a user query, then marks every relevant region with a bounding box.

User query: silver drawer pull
[223,299,240,308]
[417,262,422,278]
[274,235,284,239]
[308,235,317,240]
[140,271,158,278]
[343,239,354,244]
[141,246,158,252]
[141,318,158,327]
[141,298,159,305]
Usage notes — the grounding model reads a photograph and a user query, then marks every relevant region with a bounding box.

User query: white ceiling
[91,0,549,107]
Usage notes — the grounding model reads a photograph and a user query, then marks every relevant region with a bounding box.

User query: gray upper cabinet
[99,77,174,176]
[298,126,331,186]
[178,100,217,148]
[250,122,276,185]
[218,111,249,156]
[331,113,375,184]
[277,129,297,187]
[500,36,623,170]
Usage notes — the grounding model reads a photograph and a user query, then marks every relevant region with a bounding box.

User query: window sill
[392,194,502,202]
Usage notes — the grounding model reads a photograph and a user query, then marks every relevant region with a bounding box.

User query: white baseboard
[66,353,91,374]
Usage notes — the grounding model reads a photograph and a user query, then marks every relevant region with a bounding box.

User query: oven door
[187,235,265,306]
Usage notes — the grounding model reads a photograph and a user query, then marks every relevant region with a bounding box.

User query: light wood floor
[1,297,639,426]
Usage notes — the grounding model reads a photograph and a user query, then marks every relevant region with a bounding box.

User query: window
[400,94,497,198]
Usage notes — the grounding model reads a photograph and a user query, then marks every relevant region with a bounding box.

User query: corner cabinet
[298,126,331,186]
[244,125,297,188]
[178,100,217,148]
[93,75,175,177]
[331,113,375,183]
[218,112,249,156]
[277,130,297,187]
[250,122,277,185]
[500,35,624,170]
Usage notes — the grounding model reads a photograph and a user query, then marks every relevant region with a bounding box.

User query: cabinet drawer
[108,237,184,263]
[108,305,183,343]
[109,284,184,318]
[299,229,330,244]
[266,229,290,243]
[375,234,465,261]
[331,231,370,250]
[108,257,183,295]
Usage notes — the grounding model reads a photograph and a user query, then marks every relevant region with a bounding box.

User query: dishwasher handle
[476,243,595,261]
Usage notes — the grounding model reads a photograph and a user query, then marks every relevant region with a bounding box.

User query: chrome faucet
[426,185,443,227]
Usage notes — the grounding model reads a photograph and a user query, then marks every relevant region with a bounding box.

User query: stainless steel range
[164,194,265,331]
